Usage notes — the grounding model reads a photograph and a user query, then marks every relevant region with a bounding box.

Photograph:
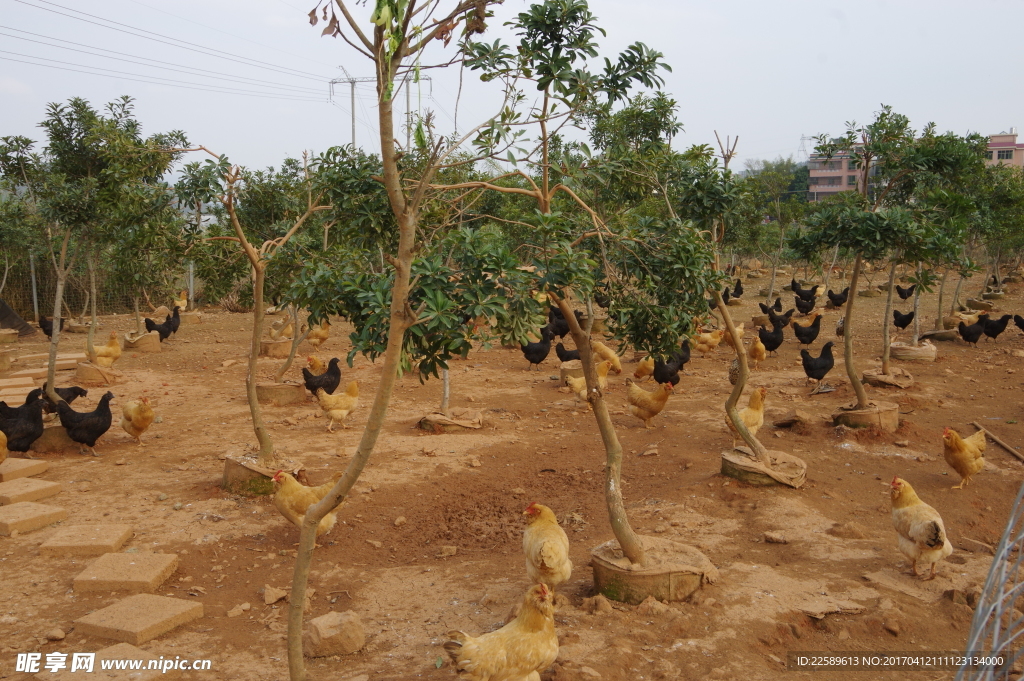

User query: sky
[2,0,1021,173]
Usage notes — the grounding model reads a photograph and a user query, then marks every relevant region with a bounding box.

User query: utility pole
[329,66,375,148]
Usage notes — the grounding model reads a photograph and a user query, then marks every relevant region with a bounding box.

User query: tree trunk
[45,274,66,405]
[440,368,450,415]
[275,306,308,383]
[86,253,98,364]
[950,274,964,314]
[715,290,768,462]
[555,294,645,565]
[880,258,898,375]
[934,270,947,331]
[911,262,922,346]
[843,254,869,409]
[246,265,274,462]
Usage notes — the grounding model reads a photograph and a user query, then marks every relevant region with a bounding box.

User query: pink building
[807,148,863,202]
[986,129,1024,168]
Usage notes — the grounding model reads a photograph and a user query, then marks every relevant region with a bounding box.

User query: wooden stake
[971,421,1024,462]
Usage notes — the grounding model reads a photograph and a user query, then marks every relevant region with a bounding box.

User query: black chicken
[555,343,579,362]
[892,310,915,331]
[521,326,554,370]
[983,314,1013,341]
[792,279,818,302]
[144,316,173,342]
[302,357,341,396]
[732,279,744,298]
[27,383,88,415]
[1014,314,1024,333]
[56,391,114,456]
[547,307,584,339]
[758,302,771,315]
[594,290,611,309]
[768,307,795,329]
[168,306,181,336]
[773,297,783,312]
[827,287,849,308]
[653,340,690,386]
[895,284,916,301]
[0,394,45,452]
[793,315,822,346]
[39,315,65,339]
[758,321,785,357]
[801,341,835,394]
[794,296,816,316]
[958,321,984,347]
[722,287,731,305]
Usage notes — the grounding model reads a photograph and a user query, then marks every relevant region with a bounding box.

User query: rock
[966,586,983,609]
[366,540,382,549]
[773,409,812,428]
[883,619,900,637]
[221,359,237,368]
[639,445,658,457]
[827,522,869,540]
[303,611,365,657]
[157,493,168,501]
[838,628,850,640]
[46,628,65,641]
[437,545,458,558]
[945,589,968,606]
[636,596,669,616]
[227,602,251,618]
[264,585,288,605]
[763,531,787,544]
[894,440,909,447]
[581,594,613,615]
[393,516,407,527]
[579,667,602,678]
[469,459,482,467]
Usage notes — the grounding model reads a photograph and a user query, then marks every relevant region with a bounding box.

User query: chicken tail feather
[443,632,466,661]
[926,521,945,548]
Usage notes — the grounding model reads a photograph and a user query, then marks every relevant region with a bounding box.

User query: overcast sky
[2,0,1021,174]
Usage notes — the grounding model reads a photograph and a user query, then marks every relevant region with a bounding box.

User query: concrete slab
[0,477,62,505]
[10,367,48,379]
[0,377,34,389]
[35,642,182,681]
[0,457,48,482]
[0,502,67,535]
[74,594,203,645]
[40,524,133,557]
[17,352,87,362]
[74,552,178,593]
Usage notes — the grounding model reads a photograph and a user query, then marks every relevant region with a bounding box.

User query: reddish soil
[2,275,1024,681]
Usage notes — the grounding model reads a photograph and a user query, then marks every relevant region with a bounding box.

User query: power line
[122,0,328,69]
[0,53,327,101]
[0,27,326,96]
[13,0,331,82]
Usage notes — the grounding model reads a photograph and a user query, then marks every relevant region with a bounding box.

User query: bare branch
[334,0,373,51]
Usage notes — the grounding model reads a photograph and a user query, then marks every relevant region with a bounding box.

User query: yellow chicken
[92,331,122,368]
[306,355,326,375]
[723,323,745,351]
[272,470,342,537]
[695,329,724,357]
[522,503,572,590]
[269,317,294,341]
[316,381,359,432]
[942,427,986,489]
[564,374,588,405]
[595,359,612,390]
[890,477,953,580]
[748,335,766,370]
[727,386,767,448]
[590,341,622,375]
[634,355,655,381]
[173,290,187,312]
[305,320,331,350]
[625,379,673,429]
[120,397,155,444]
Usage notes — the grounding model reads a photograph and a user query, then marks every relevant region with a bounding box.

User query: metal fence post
[29,252,39,323]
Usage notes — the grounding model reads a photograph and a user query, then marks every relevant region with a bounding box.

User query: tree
[743,157,806,299]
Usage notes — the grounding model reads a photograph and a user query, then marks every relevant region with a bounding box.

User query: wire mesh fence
[958,480,1024,680]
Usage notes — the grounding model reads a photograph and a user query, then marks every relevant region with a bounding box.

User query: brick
[0,457,48,482]
[74,552,178,593]
[36,642,182,680]
[40,524,132,557]
[74,594,203,645]
[0,376,35,389]
[0,477,61,504]
[0,502,67,535]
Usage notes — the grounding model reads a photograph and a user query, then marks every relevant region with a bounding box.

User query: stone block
[178,312,201,326]
[221,457,275,496]
[255,381,306,406]
[40,524,133,557]
[0,350,9,373]
[76,362,123,386]
[74,552,178,593]
[30,426,80,454]
[0,376,35,389]
[303,611,365,657]
[10,367,49,379]
[124,332,161,353]
[37,642,182,680]
[17,352,87,362]
[74,594,203,645]
[0,477,61,504]
[0,501,67,535]
[0,329,17,344]
[260,339,292,358]
[0,457,48,482]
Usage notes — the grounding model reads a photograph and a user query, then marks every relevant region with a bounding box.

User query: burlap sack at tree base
[722,445,806,488]
[419,408,483,430]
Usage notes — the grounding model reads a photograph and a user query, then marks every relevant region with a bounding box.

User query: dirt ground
[2,273,1024,681]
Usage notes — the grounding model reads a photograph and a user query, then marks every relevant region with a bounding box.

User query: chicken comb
[891,475,900,486]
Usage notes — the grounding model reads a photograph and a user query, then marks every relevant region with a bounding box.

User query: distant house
[807,147,868,202]
[986,129,1024,169]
